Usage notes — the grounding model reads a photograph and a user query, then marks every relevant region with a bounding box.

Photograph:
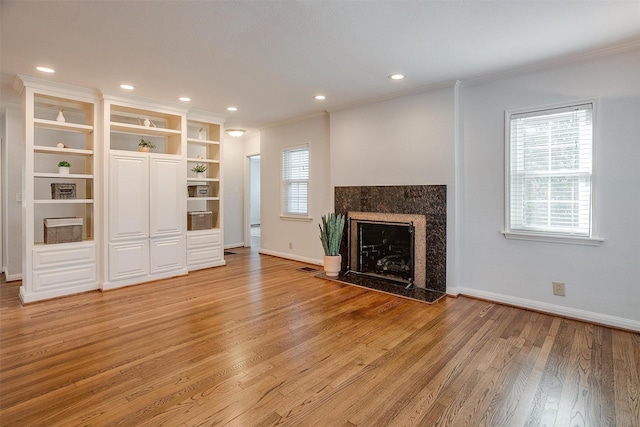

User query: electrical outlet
[289,242,293,249]
[16,193,22,202]
[552,281,565,296]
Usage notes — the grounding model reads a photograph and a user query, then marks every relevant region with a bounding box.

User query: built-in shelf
[34,199,94,204]
[187,177,219,183]
[34,118,94,133]
[187,197,220,201]
[34,173,94,179]
[187,158,219,164]
[33,199,93,205]
[110,122,181,137]
[186,138,220,146]
[34,145,93,156]
[34,239,95,247]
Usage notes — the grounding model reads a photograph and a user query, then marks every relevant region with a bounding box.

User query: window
[506,101,597,242]
[282,145,309,217]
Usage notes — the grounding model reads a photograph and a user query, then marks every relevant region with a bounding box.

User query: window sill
[280,215,313,222]
[501,231,604,246]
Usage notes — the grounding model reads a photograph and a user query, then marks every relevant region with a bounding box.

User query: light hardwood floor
[1,247,638,426]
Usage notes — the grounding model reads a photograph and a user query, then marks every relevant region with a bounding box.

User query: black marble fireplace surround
[330,185,447,303]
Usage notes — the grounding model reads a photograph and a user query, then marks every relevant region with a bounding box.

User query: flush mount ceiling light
[226,129,246,137]
[227,107,238,111]
[388,74,405,80]
[120,84,135,90]
[314,95,326,100]
[35,66,55,73]
[179,97,191,102]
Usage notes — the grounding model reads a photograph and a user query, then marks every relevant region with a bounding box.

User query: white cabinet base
[19,241,99,304]
[186,229,225,271]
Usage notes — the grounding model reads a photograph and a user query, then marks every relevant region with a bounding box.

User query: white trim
[459,287,640,332]
[4,271,22,282]
[259,248,323,266]
[451,79,463,295]
[224,242,245,249]
[501,231,603,246]
[280,215,313,222]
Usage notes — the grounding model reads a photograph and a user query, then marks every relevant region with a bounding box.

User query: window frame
[503,99,603,246]
[280,143,312,221]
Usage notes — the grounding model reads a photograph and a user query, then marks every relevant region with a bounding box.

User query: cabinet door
[110,153,149,240]
[150,156,183,237]
[109,240,149,281]
[150,236,184,274]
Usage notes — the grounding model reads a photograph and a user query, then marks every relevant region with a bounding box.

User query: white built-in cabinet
[15,76,101,303]
[102,93,188,290]
[15,78,227,302]
[186,112,226,270]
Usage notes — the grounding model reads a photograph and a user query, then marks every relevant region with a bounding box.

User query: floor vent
[297,266,320,273]
[224,251,236,255]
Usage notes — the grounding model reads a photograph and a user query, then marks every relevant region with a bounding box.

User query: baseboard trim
[459,287,640,332]
[224,242,245,249]
[258,248,323,266]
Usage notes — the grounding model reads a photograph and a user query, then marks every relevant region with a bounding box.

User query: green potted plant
[191,163,208,179]
[138,138,155,152]
[319,212,346,276]
[57,160,70,174]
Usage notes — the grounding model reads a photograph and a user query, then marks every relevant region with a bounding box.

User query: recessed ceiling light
[227,107,238,111]
[35,66,55,73]
[179,97,191,102]
[120,84,134,90]
[389,74,405,80]
[226,129,246,137]
[314,95,326,100]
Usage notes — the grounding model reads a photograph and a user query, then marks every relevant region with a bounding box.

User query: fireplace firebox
[348,218,415,287]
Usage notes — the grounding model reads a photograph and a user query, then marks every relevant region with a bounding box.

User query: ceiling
[2,1,639,131]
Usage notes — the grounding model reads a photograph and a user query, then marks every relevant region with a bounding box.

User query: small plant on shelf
[57,160,71,174]
[138,138,156,152]
[191,163,208,173]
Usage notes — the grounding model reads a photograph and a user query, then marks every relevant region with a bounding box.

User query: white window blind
[508,102,593,237]
[282,145,309,216]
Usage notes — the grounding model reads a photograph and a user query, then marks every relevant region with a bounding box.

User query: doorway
[246,154,260,249]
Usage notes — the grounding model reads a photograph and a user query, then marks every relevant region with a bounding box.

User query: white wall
[461,49,640,329]
[330,86,458,288]
[260,113,331,264]
[2,105,23,280]
[250,156,260,225]
[222,133,245,248]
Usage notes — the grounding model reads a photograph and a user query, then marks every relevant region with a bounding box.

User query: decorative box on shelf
[51,183,76,199]
[188,185,209,198]
[187,211,212,231]
[44,217,83,244]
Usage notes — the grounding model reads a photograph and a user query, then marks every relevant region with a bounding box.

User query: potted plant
[191,163,208,179]
[319,212,346,277]
[57,160,70,174]
[138,138,156,152]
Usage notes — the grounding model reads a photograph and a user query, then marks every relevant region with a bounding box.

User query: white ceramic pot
[323,255,342,277]
[58,166,70,175]
[196,172,205,179]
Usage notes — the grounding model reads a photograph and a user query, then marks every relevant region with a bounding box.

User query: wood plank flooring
[1,247,638,426]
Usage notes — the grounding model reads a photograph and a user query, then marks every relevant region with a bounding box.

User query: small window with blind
[504,101,602,244]
[281,144,310,219]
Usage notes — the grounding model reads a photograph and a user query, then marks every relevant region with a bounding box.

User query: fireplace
[347,211,427,288]
[335,185,447,298]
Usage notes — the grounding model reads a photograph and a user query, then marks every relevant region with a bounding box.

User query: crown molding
[259,111,329,131]
[462,38,640,87]
[326,80,458,114]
